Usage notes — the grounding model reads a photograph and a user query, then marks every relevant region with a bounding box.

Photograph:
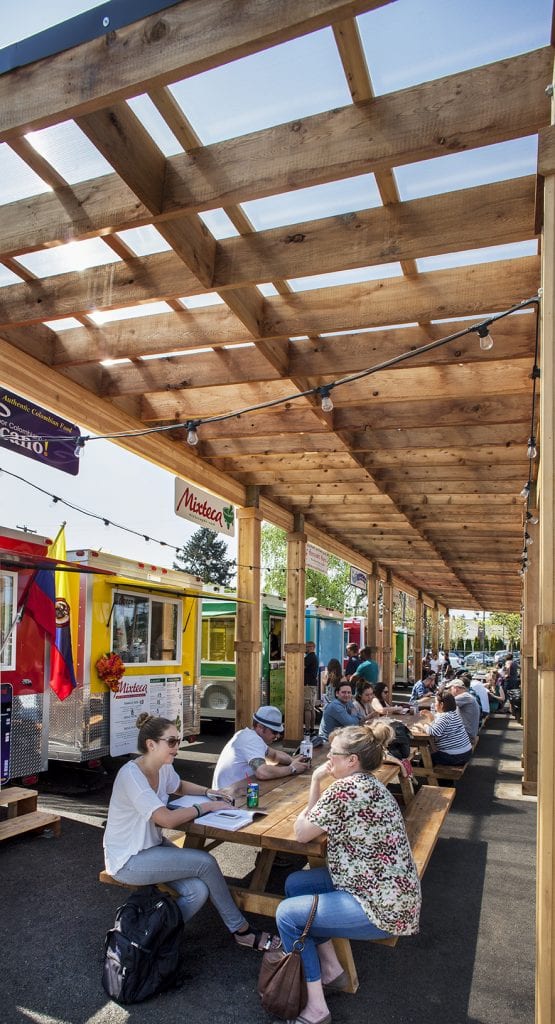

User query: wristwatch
[290,764,297,775]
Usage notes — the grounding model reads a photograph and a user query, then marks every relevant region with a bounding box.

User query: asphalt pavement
[0,716,536,1024]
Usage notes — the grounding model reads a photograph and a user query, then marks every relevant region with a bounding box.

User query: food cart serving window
[112,591,180,665]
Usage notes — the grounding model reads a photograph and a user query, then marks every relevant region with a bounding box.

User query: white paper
[194,807,267,831]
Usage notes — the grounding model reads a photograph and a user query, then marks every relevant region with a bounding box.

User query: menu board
[1,683,12,786]
[109,675,183,756]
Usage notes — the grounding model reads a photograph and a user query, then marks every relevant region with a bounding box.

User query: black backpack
[387,721,412,760]
[102,886,184,1004]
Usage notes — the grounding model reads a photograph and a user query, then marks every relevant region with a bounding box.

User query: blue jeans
[276,868,391,981]
[113,839,247,931]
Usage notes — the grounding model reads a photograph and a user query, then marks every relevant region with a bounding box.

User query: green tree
[174,527,235,585]
[487,612,521,649]
[261,524,365,613]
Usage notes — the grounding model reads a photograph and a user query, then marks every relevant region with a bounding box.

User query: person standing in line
[356,646,379,685]
[304,640,320,733]
[344,642,361,679]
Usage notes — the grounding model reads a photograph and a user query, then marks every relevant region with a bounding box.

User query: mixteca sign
[0,388,81,476]
[350,566,368,590]
[174,479,235,536]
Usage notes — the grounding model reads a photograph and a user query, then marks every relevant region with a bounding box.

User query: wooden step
[0,787,38,817]
[0,809,61,842]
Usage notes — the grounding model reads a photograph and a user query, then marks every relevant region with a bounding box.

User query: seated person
[409,673,436,705]
[275,721,421,1024]
[416,692,472,766]
[368,681,400,716]
[446,678,480,742]
[319,681,362,742]
[351,679,375,720]
[103,713,279,950]
[484,671,506,713]
[470,675,491,716]
[213,705,308,789]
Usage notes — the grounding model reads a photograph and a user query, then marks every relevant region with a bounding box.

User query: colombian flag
[48,528,78,702]
[24,569,56,640]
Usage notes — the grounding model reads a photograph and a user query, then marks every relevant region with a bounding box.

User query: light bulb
[186,426,199,447]
[527,438,537,459]
[477,325,494,351]
[319,388,334,412]
[529,514,539,525]
[525,533,533,546]
[520,482,530,498]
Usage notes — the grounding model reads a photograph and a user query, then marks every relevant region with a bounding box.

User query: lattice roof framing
[0,0,552,613]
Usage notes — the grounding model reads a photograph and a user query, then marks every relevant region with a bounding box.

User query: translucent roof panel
[89,302,174,326]
[0,264,25,288]
[198,209,240,239]
[168,28,352,145]
[357,0,552,96]
[257,284,279,297]
[179,293,225,309]
[396,137,538,201]
[416,240,538,274]
[288,263,403,293]
[241,173,382,231]
[116,225,172,257]
[0,144,51,204]
[43,317,85,332]
[25,121,113,183]
[126,95,184,157]
[15,238,121,278]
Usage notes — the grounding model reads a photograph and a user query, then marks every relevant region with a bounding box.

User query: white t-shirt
[103,760,180,876]
[213,727,268,789]
[470,679,490,714]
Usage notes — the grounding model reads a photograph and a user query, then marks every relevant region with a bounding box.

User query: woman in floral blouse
[275,721,421,1024]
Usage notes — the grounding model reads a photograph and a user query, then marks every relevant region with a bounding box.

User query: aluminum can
[246,782,259,808]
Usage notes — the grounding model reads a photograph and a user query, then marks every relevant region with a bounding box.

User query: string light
[186,421,200,447]
[527,437,537,459]
[476,324,494,351]
[520,482,530,499]
[525,532,533,546]
[527,513,539,526]
[18,294,540,452]
[318,386,334,413]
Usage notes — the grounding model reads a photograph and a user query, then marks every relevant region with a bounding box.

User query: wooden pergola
[1,4,555,1018]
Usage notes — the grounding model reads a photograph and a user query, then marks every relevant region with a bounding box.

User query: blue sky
[0,0,550,592]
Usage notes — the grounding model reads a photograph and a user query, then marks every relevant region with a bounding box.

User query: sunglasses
[159,736,180,748]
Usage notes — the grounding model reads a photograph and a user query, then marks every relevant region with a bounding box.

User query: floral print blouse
[308,772,421,935]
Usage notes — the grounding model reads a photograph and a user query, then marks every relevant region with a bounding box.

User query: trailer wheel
[205,686,234,711]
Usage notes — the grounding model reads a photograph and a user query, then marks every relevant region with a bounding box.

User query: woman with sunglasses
[275,721,420,1024]
[103,713,279,951]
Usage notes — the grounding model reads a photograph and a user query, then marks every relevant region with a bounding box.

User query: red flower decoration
[96,652,126,693]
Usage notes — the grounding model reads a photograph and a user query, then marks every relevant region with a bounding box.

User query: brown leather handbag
[258,895,319,1019]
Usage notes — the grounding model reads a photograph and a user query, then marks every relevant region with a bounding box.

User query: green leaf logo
[223,505,234,529]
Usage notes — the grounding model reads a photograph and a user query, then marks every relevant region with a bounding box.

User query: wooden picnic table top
[183,754,401,855]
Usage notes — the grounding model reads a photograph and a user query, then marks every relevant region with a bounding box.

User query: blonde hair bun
[136,712,152,730]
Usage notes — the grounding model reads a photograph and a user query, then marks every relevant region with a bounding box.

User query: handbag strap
[299,895,319,944]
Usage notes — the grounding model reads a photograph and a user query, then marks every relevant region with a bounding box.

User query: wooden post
[536,96,555,1024]
[443,609,450,655]
[431,602,439,659]
[415,591,423,676]
[522,525,538,795]
[382,570,394,699]
[235,499,262,730]
[366,561,380,650]
[284,515,306,744]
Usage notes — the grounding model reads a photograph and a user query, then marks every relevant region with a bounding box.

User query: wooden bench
[0,786,61,842]
[98,869,177,898]
[409,734,473,786]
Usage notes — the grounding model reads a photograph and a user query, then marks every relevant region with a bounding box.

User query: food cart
[48,550,204,762]
[0,527,52,782]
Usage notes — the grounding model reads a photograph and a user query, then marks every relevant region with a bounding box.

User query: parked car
[493,650,521,665]
[446,651,463,670]
[464,652,495,669]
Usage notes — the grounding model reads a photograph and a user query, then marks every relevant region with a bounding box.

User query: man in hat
[446,677,480,742]
[213,705,309,789]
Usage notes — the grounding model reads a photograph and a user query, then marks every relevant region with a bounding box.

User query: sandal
[234,926,281,951]
[400,758,414,779]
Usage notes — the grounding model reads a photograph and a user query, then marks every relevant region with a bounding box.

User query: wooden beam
[213,177,536,287]
[0,0,389,136]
